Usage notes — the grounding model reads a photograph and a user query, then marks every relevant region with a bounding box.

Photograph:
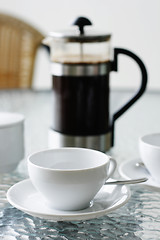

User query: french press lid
[43,17,112,72]
[47,17,111,43]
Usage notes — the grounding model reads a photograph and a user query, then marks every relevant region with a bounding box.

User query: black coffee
[52,63,110,136]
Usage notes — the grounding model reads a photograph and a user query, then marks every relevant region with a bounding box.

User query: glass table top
[0,89,160,239]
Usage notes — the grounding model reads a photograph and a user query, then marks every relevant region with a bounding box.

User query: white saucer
[7,179,130,221]
[119,159,160,191]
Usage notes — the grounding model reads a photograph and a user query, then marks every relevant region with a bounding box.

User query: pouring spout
[42,36,53,47]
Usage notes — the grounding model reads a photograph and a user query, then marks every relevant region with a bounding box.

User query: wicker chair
[0,13,44,88]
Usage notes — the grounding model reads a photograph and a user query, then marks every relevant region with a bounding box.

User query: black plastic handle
[111,48,147,146]
[111,48,148,121]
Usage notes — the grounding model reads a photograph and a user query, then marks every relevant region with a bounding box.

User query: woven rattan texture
[0,13,44,88]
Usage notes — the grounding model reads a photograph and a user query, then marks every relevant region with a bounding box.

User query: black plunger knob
[72,17,92,35]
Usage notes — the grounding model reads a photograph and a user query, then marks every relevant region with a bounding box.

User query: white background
[0,0,159,91]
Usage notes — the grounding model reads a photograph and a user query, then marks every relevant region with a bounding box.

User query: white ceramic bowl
[139,133,160,183]
[28,148,116,211]
[0,112,25,173]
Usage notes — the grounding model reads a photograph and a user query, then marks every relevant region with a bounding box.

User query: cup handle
[107,157,117,179]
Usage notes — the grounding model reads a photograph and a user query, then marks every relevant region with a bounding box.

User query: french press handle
[112,48,147,121]
[111,48,148,145]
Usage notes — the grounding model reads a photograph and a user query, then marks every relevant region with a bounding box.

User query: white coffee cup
[139,133,160,183]
[0,112,25,173]
[28,148,117,211]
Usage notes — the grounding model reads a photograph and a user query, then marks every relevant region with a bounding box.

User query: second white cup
[0,112,25,173]
[139,133,160,183]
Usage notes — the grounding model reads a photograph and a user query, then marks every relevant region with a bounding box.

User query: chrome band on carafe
[48,129,112,152]
[51,62,109,76]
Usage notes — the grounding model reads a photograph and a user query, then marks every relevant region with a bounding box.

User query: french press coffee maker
[43,17,147,152]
